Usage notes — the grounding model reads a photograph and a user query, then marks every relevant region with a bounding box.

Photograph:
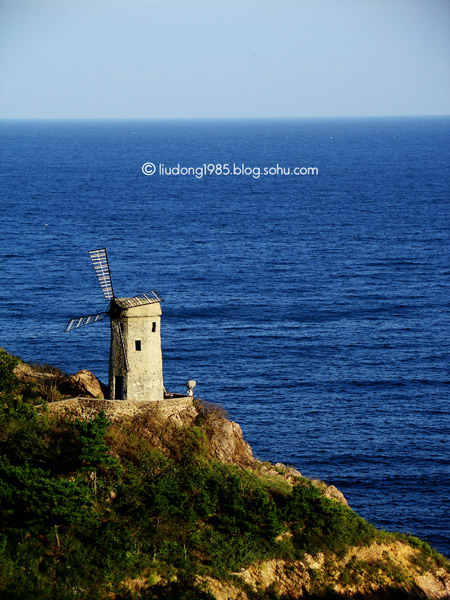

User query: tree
[76,411,118,493]
[0,348,19,400]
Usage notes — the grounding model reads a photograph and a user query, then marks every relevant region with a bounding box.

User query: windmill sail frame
[65,310,110,332]
[89,248,114,301]
[115,291,164,309]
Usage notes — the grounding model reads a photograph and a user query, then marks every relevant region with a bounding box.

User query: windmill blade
[65,310,109,332]
[116,322,130,372]
[115,290,164,309]
[89,248,114,301]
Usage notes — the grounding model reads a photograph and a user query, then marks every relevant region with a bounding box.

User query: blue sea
[0,117,449,557]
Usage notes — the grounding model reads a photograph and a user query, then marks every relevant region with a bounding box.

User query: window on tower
[135,340,142,351]
[152,322,157,332]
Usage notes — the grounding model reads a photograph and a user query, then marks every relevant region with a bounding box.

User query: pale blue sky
[1,0,449,118]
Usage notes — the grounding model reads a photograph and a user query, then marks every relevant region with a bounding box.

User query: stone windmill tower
[65,249,164,401]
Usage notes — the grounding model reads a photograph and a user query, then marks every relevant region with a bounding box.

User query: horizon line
[1,113,449,122]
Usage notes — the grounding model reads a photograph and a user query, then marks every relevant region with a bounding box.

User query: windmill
[65,248,165,401]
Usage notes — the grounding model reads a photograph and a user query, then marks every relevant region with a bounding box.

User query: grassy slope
[0,348,448,599]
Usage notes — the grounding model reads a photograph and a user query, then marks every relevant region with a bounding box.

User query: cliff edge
[44,391,450,599]
[2,352,449,599]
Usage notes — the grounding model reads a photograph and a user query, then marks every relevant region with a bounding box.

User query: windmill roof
[114,291,164,309]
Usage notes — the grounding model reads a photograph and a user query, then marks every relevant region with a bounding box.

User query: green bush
[284,479,376,556]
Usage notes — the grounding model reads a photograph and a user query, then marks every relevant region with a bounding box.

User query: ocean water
[0,117,449,557]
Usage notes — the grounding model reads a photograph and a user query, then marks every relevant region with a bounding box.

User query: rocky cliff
[9,360,450,599]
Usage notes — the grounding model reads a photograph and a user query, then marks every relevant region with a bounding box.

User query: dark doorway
[115,376,124,400]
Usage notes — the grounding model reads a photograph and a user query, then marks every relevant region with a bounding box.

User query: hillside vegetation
[0,348,448,599]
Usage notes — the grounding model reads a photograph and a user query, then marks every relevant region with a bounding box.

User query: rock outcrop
[61,369,107,399]
[45,396,255,469]
[199,541,450,599]
[14,362,108,401]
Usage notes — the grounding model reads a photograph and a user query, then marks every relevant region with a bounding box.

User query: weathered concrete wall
[109,300,164,402]
[45,396,193,422]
